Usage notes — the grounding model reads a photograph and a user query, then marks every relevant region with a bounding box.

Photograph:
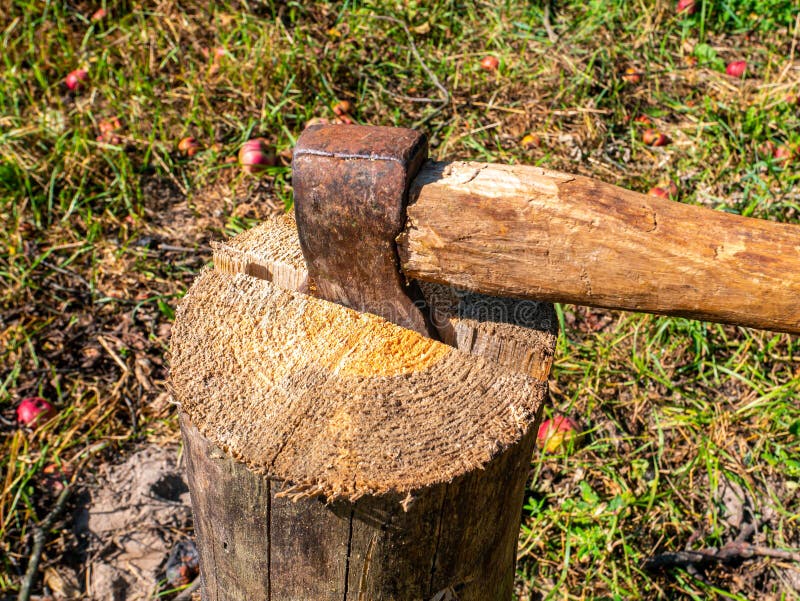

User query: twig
[158,243,198,253]
[173,577,202,601]
[543,1,559,43]
[41,259,94,291]
[450,121,502,143]
[97,335,130,373]
[146,145,189,197]
[644,535,800,571]
[16,482,74,601]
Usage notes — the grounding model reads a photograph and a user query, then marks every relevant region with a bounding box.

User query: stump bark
[172,214,557,600]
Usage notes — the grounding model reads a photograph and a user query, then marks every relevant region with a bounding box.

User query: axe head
[292,124,433,336]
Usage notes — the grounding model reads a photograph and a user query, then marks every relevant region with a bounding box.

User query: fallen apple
[643,129,670,146]
[677,0,697,15]
[97,116,122,144]
[622,67,642,84]
[90,8,106,21]
[773,144,793,166]
[65,69,89,92]
[333,100,353,117]
[16,397,55,427]
[480,55,499,72]
[42,463,74,495]
[726,60,747,78]
[178,136,202,157]
[238,138,276,174]
[648,181,679,199]
[520,133,541,149]
[537,415,580,453]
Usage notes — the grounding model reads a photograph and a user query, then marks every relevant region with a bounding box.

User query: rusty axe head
[292,124,434,336]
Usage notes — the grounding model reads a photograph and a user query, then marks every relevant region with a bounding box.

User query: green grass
[1,0,799,599]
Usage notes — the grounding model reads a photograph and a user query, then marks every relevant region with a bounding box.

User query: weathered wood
[398,160,800,334]
[175,215,557,600]
[181,413,537,601]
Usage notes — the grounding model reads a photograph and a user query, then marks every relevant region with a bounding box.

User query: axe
[292,124,799,336]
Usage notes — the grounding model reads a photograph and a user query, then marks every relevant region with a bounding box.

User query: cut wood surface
[399,161,800,334]
[172,268,545,499]
[176,215,558,600]
[211,213,309,292]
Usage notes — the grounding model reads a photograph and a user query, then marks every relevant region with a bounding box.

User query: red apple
[648,182,678,199]
[65,69,89,92]
[537,415,580,453]
[480,55,499,72]
[96,116,122,144]
[333,100,353,117]
[643,129,671,146]
[773,145,793,166]
[622,67,642,84]
[178,136,202,157]
[677,0,697,15]
[16,397,54,427]
[42,463,74,495]
[238,139,276,174]
[90,8,106,21]
[726,60,747,78]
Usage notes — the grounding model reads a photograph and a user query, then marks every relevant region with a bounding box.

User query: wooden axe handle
[398,161,800,334]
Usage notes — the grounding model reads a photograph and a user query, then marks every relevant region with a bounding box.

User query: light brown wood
[399,161,800,334]
[173,268,545,498]
[175,215,558,600]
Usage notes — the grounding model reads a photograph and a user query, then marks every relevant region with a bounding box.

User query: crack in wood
[428,484,448,596]
[267,479,271,601]
[343,508,355,601]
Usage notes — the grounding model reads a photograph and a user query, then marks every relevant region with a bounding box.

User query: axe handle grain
[398,161,800,335]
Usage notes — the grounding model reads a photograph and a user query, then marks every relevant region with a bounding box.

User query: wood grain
[399,161,800,334]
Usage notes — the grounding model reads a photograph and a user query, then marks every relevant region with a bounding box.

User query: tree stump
[172,214,557,600]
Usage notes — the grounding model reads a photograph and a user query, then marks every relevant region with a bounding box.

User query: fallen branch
[644,523,800,571]
[16,482,74,601]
